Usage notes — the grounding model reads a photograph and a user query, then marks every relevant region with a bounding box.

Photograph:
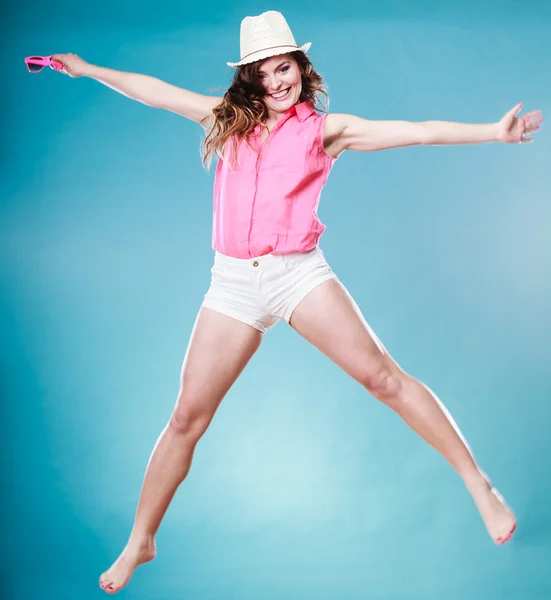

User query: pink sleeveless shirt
[212,101,337,259]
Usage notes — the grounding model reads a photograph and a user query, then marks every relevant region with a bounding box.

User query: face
[256,54,302,116]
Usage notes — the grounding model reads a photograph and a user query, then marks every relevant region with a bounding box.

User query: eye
[280,66,290,73]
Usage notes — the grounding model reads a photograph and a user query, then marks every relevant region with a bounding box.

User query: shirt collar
[293,101,315,122]
[252,101,316,137]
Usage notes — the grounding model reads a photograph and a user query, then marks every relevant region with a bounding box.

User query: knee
[169,402,211,440]
[360,364,404,405]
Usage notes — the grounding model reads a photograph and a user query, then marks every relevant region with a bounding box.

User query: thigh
[289,279,403,382]
[173,306,262,426]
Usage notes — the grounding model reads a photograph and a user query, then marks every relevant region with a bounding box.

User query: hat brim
[227,42,312,68]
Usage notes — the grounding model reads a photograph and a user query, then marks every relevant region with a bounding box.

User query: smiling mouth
[270,88,291,100]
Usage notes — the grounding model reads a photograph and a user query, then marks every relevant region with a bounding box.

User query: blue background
[2,0,550,598]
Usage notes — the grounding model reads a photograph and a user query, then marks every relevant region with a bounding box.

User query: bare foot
[468,479,517,544]
[99,539,156,594]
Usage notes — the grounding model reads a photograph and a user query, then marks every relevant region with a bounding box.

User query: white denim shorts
[201,246,339,333]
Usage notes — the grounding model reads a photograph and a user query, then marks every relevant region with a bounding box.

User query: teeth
[272,88,290,99]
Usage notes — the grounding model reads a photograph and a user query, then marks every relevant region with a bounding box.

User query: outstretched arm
[324,102,543,156]
[51,53,222,123]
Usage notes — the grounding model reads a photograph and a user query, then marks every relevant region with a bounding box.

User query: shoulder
[323,112,348,133]
[322,113,354,158]
[324,112,365,132]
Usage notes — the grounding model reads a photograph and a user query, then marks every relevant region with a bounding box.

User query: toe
[495,522,516,545]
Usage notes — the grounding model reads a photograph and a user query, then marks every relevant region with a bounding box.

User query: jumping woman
[50,9,542,594]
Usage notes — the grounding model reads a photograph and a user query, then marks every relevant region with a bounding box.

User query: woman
[51,10,541,595]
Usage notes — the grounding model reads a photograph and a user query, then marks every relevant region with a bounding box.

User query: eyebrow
[257,60,289,75]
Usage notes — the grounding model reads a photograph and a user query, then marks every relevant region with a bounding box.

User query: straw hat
[227,11,311,68]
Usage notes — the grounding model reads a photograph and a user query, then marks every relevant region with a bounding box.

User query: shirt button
[252,260,259,267]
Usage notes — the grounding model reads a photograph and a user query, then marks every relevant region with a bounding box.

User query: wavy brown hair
[201,52,328,169]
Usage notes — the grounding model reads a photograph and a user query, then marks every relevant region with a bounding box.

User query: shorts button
[252,260,259,267]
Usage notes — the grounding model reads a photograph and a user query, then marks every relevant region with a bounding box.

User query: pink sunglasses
[24,55,64,73]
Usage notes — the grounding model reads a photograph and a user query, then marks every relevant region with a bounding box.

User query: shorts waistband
[214,246,319,267]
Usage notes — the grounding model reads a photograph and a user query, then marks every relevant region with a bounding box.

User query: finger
[522,110,543,119]
[509,102,523,117]
[526,119,542,127]
[50,55,65,71]
[528,119,543,127]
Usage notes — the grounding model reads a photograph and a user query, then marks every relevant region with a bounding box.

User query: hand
[50,53,91,78]
[496,102,543,144]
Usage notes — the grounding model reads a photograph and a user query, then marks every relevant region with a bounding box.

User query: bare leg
[289,280,516,543]
[99,308,263,594]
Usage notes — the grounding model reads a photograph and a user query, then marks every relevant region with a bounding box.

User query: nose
[267,75,282,91]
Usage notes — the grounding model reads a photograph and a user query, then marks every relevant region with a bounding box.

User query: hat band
[240,43,299,62]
